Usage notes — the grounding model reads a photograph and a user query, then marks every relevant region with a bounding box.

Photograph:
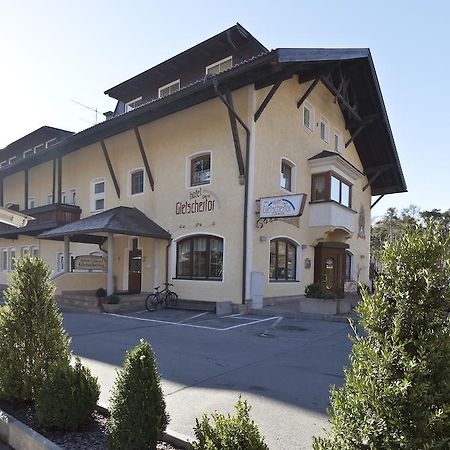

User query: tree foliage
[0,256,70,402]
[107,339,169,450]
[314,221,450,449]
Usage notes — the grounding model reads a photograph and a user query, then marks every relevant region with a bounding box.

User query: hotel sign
[259,194,307,219]
[73,255,107,271]
[176,187,218,215]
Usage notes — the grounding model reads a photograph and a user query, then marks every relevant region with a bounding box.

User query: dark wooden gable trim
[100,140,121,198]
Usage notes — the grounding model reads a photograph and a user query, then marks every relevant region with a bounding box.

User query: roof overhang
[1,48,406,196]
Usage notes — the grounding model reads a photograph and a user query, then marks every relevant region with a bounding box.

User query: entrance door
[128,238,142,294]
[314,243,347,293]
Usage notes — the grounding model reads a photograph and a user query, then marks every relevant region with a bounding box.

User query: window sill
[173,277,223,282]
[189,181,211,189]
[269,279,299,283]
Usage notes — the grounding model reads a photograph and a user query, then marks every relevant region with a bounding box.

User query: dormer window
[125,97,144,113]
[311,172,352,208]
[8,157,16,165]
[158,80,180,98]
[206,56,232,75]
[23,149,33,158]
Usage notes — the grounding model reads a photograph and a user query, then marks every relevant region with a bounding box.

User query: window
[176,235,223,280]
[27,197,35,209]
[190,154,211,187]
[61,191,66,204]
[47,193,53,205]
[130,169,144,195]
[1,249,8,271]
[280,159,294,192]
[303,102,314,132]
[8,157,16,165]
[8,248,15,271]
[320,116,330,143]
[21,247,29,257]
[23,149,33,158]
[91,179,105,212]
[56,252,74,272]
[125,97,144,113]
[70,189,77,205]
[311,172,352,208]
[206,56,232,75]
[30,246,39,258]
[334,129,343,153]
[158,80,180,98]
[0,161,7,168]
[34,143,44,152]
[269,239,297,281]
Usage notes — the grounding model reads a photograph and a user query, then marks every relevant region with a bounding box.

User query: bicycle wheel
[145,294,159,312]
[166,292,178,308]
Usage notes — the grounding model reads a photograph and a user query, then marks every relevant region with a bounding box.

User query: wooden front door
[314,243,347,293]
[128,238,142,294]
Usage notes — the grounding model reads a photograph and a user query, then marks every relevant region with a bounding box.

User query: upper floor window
[311,172,352,208]
[23,149,33,158]
[303,102,314,132]
[158,80,180,98]
[269,238,297,281]
[0,161,7,168]
[130,169,144,195]
[320,115,330,143]
[47,193,53,205]
[70,189,77,205]
[176,235,223,280]
[125,97,143,113]
[27,197,35,209]
[280,159,294,192]
[91,179,105,212]
[34,143,44,152]
[190,154,211,187]
[45,138,56,148]
[206,56,232,75]
[334,129,343,153]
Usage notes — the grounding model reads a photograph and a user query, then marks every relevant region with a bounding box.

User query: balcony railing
[0,203,81,236]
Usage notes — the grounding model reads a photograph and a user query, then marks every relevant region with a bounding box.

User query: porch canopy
[38,206,171,295]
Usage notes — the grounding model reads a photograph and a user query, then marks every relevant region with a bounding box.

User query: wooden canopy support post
[254,80,282,122]
[371,194,385,209]
[100,140,120,198]
[24,169,28,209]
[133,126,155,191]
[57,155,62,203]
[214,80,248,177]
[297,78,320,109]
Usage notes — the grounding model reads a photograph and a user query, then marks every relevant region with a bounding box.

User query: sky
[0,0,448,219]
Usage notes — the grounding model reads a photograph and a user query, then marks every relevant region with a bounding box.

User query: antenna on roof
[71,99,100,124]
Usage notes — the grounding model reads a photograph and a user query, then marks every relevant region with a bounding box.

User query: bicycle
[145,283,178,312]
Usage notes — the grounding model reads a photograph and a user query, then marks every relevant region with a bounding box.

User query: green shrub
[313,221,450,449]
[104,294,120,304]
[107,339,169,450]
[35,357,100,431]
[305,283,344,299]
[96,287,107,298]
[193,396,269,450]
[0,256,70,402]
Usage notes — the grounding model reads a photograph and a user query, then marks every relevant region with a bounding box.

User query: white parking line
[105,312,282,331]
[179,311,210,323]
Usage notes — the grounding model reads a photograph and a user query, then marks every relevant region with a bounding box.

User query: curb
[0,405,193,450]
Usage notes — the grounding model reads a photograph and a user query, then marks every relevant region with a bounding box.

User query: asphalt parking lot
[63,309,352,450]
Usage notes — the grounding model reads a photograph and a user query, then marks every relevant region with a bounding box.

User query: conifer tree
[314,222,450,449]
[107,339,169,450]
[0,256,70,402]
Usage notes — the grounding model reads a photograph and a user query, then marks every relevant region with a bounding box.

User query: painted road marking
[179,311,210,323]
[106,312,281,332]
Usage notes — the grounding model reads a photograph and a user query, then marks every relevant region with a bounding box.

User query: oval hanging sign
[259,194,307,219]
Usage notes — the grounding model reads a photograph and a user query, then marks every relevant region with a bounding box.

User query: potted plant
[103,294,121,314]
[95,287,107,313]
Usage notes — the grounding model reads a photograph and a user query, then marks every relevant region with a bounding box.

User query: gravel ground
[0,400,180,450]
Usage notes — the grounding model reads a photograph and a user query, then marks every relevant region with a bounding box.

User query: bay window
[311,172,352,208]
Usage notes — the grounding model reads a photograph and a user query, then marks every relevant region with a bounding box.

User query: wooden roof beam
[297,77,320,109]
[371,194,385,209]
[100,140,120,198]
[133,126,155,191]
[254,80,282,122]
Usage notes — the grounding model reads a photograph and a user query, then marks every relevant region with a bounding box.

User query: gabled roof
[1,47,406,196]
[39,206,171,241]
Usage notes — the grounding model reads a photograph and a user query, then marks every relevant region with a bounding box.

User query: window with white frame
[8,248,16,271]
[91,179,105,212]
[27,197,35,209]
[45,138,56,148]
[334,129,343,153]
[23,149,33,158]
[0,161,7,168]
[1,249,8,271]
[280,159,295,192]
[206,56,232,75]
[303,102,314,132]
[56,252,74,273]
[69,189,77,205]
[30,246,39,258]
[189,153,211,187]
[125,97,144,113]
[269,238,298,281]
[158,80,180,98]
[61,191,66,204]
[129,169,144,195]
[21,247,30,257]
[320,115,330,143]
[47,193,53,205]
[34,143,44,152]
[8,156,16,165]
